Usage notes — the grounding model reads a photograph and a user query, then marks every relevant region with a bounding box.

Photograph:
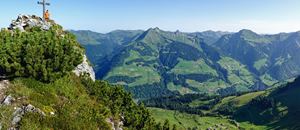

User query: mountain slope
[214,30,300,85]
[70,30,143,64]
[143,77,300,129]
[94,28,261,99]
[233,77,300,129]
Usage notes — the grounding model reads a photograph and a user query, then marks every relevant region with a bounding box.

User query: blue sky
[1,0,300,33]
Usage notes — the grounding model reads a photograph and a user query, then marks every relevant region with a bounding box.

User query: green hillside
[214,30,300,82]
[70,30,143,64]
[85,28,261,99]
[144,77,300,129]
[148,107,241,130]
[234,77,300,129]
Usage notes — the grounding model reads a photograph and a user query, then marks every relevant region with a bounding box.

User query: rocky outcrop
[73,55,96,81]
[10,104,46,129]
[8,14,51,32]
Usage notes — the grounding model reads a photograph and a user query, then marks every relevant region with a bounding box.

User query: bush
[0,25,83,82]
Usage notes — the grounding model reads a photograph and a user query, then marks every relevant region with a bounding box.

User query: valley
[71,28,300,129]
[72,29,300,99]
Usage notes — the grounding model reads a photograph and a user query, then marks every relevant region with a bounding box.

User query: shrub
[0,25,83,82]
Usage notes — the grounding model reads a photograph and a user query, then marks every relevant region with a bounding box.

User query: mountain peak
[237,29,257,36]
[136,27,164,43]
[235,29,267,43]
[147,27,161,32]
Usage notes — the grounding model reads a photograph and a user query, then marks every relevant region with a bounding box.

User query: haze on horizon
[1,0,300,34]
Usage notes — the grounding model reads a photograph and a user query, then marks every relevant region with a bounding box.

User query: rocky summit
[8,14,51,32]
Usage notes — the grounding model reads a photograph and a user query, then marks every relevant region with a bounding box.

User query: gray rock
[11,115,22,126]
[25,104,35,112]
[73,55,95,81]
[2,95,15,105]
[10,104,46,129]
[8,14,52,31]
[13,108,24,117]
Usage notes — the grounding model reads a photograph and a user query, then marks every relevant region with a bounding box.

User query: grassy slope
[1,74,110,129]
[104,50,161,86]
[218,57,256,91]
[148,90,269,129]
[235,82,300,129]
[149,107,239,130]
[214,91,266,109]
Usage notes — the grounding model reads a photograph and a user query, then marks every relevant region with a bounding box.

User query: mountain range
[71,28,300,99]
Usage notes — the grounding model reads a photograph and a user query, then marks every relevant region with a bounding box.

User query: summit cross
[37,0,50,21]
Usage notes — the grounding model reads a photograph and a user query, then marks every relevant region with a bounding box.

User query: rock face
[73,55,96,81]
[8,14,51,32]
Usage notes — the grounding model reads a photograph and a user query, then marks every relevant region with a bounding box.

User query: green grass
[254,58,268,71]
[7,74,93,116]
[186,79,228,93]
[0,106,15,129]
[260,74,278,86]
[171,58,218,76]
[105,49,161,87]
[167,82,195,95]
[213,91,265,111]
[218,57,255,91]
[125,50,156,63]
[230,91,265,107]
[148,107,239,130]
[105,63,161,86]
[2,74,113,129]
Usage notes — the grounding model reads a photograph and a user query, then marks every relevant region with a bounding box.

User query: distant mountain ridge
[71,28,300,99]
[214,30,300,83]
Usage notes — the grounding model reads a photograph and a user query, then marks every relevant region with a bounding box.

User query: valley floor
[148,107,267,130]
